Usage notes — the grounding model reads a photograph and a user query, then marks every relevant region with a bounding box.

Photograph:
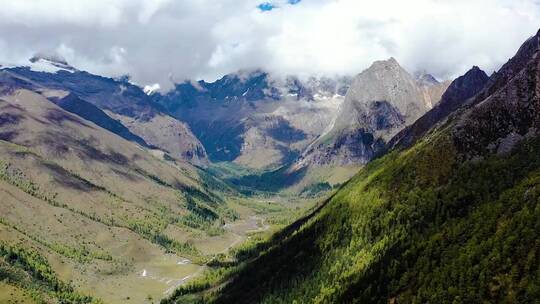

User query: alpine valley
[0,13,539,304]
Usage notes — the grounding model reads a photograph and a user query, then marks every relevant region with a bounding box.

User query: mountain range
[156,71,352,170]
[1,56,448,193]
[154,59,450,194]
[295,57,450,168]
[0,57,208,166]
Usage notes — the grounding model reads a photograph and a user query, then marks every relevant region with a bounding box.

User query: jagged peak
[387,56,399,64]
[415,70,440,86]
[463,66,486,77]
[514,30,540,59]
[229,68,268,83]
[359,57,411,80]
[370,57,401,69]
[472,28,540,103]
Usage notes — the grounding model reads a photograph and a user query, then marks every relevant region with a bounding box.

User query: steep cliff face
[296,58,449,168]
[0,57,208,166]
[415,71,452,109]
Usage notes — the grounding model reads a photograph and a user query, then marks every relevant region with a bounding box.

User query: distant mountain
[156,63,449,193]
[295,57,450,168]
[156,71,351,169]
[28,52,77,73]
[414,70,440,86]
[0,56,208,166]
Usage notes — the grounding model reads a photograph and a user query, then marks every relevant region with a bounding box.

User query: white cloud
[0,0,539,91]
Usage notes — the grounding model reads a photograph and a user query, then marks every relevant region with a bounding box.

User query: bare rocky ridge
[415,71,452,109]
[155,61,449,191]
[389,28,540,159]
[389,66,490,149]
[295,57,450,168]
[453,28,540,157]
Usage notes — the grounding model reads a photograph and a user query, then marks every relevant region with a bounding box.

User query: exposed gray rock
[296,58,449,168]
[414,70,440,86]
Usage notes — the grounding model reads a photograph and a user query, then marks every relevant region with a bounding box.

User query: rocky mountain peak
[338,57,428,130]
[282,75,351,100]
[203,69,281,102]
[468,29,539,107]
[368,57,401,71]
[415,70,440,86]
[453,27,540,158]
[457,66,489,89]
[296,57,450,168]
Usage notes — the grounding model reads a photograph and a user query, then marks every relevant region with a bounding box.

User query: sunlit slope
[0,89,236,302]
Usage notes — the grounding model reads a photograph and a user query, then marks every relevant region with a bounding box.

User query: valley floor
[0,193,314,304]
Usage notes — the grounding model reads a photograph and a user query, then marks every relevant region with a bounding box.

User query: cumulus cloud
[0,0,539,91]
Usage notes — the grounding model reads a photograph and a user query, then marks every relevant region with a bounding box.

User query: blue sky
[258,0,302,11]
[258,2,277,11]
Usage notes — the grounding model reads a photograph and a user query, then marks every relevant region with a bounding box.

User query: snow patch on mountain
[144,83,161,95]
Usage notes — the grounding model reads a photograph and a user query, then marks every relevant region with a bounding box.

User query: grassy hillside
[0,242,99,303]
[192,125,540,303]
[0,88,243,303]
